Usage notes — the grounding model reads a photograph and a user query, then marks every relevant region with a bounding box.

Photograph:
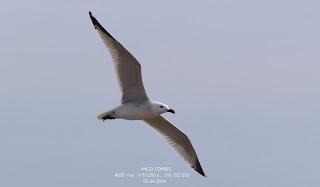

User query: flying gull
[89,11,206,177]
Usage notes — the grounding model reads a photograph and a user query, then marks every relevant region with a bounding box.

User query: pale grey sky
[1,0,320,186]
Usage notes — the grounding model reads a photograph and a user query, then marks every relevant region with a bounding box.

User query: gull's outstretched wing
[143,116,206,177]
[89,12,148,103]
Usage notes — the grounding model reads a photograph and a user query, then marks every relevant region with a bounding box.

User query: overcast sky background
[1,0,320,186]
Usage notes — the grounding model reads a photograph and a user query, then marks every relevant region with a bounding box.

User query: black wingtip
[192,159,206,177]
[88,11,117,41]
[88,11,98,29]
[89,11,94,21]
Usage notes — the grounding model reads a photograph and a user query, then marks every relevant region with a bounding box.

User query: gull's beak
[167,109,175,114]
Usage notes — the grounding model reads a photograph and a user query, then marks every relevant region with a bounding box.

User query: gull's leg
[102,114,115,122]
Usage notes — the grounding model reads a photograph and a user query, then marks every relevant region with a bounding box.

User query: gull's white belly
[115,102,155,120]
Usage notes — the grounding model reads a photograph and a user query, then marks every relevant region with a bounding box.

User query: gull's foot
[102,114,115,122]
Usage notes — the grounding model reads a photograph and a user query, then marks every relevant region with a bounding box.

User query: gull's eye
[160,106,164,108]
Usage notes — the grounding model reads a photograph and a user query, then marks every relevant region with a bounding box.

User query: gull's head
[153,101,175,115]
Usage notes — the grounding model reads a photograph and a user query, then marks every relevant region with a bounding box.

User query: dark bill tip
[167,109,175,114]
